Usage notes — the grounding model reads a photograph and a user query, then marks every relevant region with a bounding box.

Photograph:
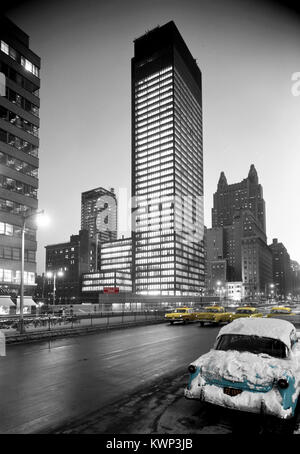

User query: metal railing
[0,310,166,337]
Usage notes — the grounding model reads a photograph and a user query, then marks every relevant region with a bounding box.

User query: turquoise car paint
[278,375,298,414]
[187,366,200,390]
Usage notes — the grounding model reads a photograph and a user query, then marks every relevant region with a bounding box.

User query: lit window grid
[133,65,204,294]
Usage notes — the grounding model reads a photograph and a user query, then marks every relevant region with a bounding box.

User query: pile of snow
[194,349,293,388]
[217,317,295,349]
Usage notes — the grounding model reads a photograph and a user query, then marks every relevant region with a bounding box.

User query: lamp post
[46,270,64,306]
[264,283,275,303]
[19,209,48,334]
[216,281,221,301]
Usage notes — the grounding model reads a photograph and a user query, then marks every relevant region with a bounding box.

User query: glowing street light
[19,210,49,333]
[46,270,64,305]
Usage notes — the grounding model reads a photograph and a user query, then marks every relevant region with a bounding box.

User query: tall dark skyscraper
[212,164,266,233]
[131,21,204,296]
[208,165,273,300]
[0,17,40,294]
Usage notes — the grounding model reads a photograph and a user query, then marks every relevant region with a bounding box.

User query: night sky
[2,0,300,273]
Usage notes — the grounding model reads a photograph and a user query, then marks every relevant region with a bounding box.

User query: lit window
[0,41,9,55]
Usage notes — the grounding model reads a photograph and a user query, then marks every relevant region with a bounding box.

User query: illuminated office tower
[0,17,40,294]
[132,21,204,295]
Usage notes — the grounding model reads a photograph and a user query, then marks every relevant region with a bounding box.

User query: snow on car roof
[217,317,295,348]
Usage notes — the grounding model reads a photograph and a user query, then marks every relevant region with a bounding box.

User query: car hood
[193,349,293,390]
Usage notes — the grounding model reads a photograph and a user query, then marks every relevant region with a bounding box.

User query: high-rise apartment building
[81,187,117,241]
[131,21,204,296]
[0,17,40,295]
[81,187,117,271]
[212,164,266,233]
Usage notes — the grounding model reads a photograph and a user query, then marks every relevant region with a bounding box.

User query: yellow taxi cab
[165,307,198,324]
[267,306,296,318]
[196,306,232,326]
[230,306,263,321]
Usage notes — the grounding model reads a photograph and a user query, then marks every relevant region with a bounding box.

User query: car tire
[200,322,204,327]
[170,321,174,325]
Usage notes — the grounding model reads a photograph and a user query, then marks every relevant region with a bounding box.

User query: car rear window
[236,309,254,314]
[215,334,287,358]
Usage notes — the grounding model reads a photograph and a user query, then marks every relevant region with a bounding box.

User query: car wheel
[170,321,174,325]
[200,321,204,327]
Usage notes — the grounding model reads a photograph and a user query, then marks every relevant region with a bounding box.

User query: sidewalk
[4,313,166,345]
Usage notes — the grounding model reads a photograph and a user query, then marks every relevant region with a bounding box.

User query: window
[21,56,39,77]
[0,41,9,55]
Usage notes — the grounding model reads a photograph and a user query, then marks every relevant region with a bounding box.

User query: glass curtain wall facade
[0,17,40,294]
[132,22,204,296]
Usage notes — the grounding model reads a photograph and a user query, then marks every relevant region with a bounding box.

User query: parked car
[164,307,198,324]
[267,307,296,318]
[230,306,263,321]
[196,306,232,326]
[184,318,300,420]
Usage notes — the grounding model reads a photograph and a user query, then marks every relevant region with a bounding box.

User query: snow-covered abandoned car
[184,318,300,420]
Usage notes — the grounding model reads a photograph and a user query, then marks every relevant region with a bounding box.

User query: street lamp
[216,281,221,299]
[19,209,49,333]
[264,283,275,303]
[46,270,64,305]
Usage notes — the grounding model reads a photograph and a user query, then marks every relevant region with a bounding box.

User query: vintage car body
[196,306,232,326]
[165,307,198,324]
[184,318,300,419]
[230,306,263,321]
[267,307,296,318]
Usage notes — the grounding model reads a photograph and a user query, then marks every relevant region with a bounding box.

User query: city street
[0,322,218,434]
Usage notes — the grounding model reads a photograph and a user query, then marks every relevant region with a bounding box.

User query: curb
[5,318,166,345]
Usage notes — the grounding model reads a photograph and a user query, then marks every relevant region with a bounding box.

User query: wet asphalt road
[0,322,219,434]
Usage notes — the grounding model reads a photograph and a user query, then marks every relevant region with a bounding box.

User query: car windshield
[236,309,254,314]
[215,334,287,358]
[174,309,187,313]
[205,308,220,313]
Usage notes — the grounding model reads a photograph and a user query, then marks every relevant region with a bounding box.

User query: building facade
[212,165,266,233]
[269,238,291,300]
[81,237,132,302]
[290,260,300,299]
[207,165,273,301]
[45,229,90,303]
[0,17,40,295]
[82,270,132,297]
[100,237,132,274]
[81,187,117,241]
[131,21,204,296]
